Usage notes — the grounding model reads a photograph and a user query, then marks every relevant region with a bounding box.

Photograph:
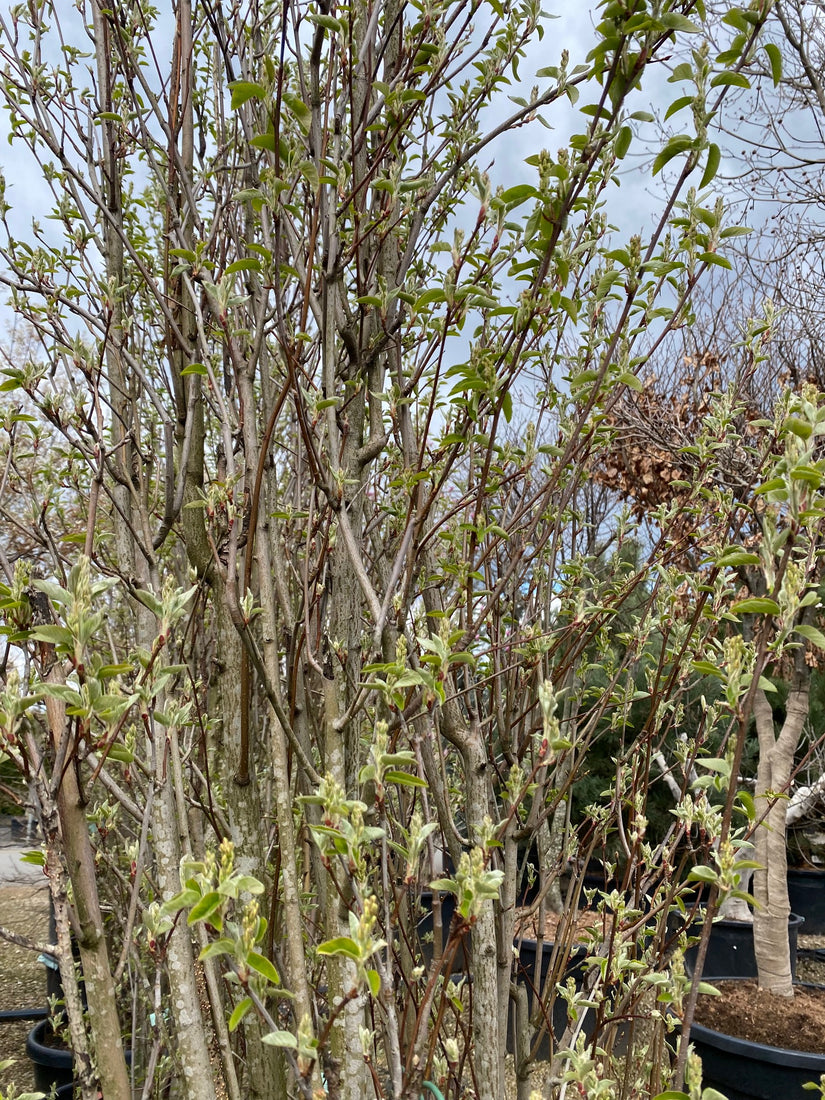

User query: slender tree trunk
[752,672,810,996]
[44,665,131,1100]
[153,733,218,1100]
[462,719,502,1100]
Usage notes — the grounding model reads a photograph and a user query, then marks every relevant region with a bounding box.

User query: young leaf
[228,997,253,1032]
[699,143,721,189]
[710,71,751,89]
[794,624,825,650]
[262,1029,298,1048]
[730,597,780,616]
[247,951,280,985]
[687,866,719,883]
[187,891,224,928]
[614,125,632,159]
[658,12,700,33]
[316,936,360,959]
[652,134,695,176]
[225,258,262,276]
[763,42,782,86]
[229,82,266,110]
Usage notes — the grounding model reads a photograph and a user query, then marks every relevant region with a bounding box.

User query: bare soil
[694,979,825,1054]
[0,882,50,1093]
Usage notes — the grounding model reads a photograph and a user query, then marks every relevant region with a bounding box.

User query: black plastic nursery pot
[788,869,825,934]
[690,984,825,1100]
[685,913,804,980]
[509,937,594,1059]
[418,891,468,971]
[26,1017,73,1094]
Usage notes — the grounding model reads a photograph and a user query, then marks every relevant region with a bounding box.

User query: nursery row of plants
[3,0,825,1098]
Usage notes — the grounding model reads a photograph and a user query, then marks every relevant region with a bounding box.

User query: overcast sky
[0,2,785,311]
[0,5,707,244]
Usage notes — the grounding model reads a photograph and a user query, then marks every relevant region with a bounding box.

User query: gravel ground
[0,881,50,1094]
[797,935,825,985]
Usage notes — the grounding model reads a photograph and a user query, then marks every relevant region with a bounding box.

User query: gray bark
[752,675,809,996]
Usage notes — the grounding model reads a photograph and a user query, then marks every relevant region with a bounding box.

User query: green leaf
[384,770,428,788]
[181,363,208,376]
[730,597,780,616]
[669,62,694,83]
[500,184,538,207]
[414,288,446,310]
[250,131,276,152]
[225,258,262,276]
[699,143,721,189]
[230,81,267,110]
[299,159,320,192]
[187,891,223,928]
[283,92,311,132]
[199,938,235,961]
[309,12,342,31]
[736,790,756,821]
[754,476,786,495]
[247,951,280,985]
[691,660,723,678]
[698,252,731,270]
[232,874,265,895]
[664,95,693,122]
[39,685,81,709]
[791,464,823,486]
[696,757,729,774]
[366,968,380,996]
[98,663,133,678]
[716,548,759,567]
[710,71,751,89]
[785,415,813,440]
[652,134,695,176]
[316,936,360,959]
[29,626,73,647]
[794,624,825,650]
[232,188,267,209]
[618,371,643,392]
[658,12,700,33]
[161,888,200,914]
[262,1029,298,1049]
[106,744,135,764]
[764,42,782,86]
[428,879,457,894]
[614,125,632,159]
[652,1093,689,1100]
[228,997,253,1032]
[19,850,45,866]
[687,866,719,883]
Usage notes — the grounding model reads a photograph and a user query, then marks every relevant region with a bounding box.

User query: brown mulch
[693,980,825,1054]
[514,907,607,943]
